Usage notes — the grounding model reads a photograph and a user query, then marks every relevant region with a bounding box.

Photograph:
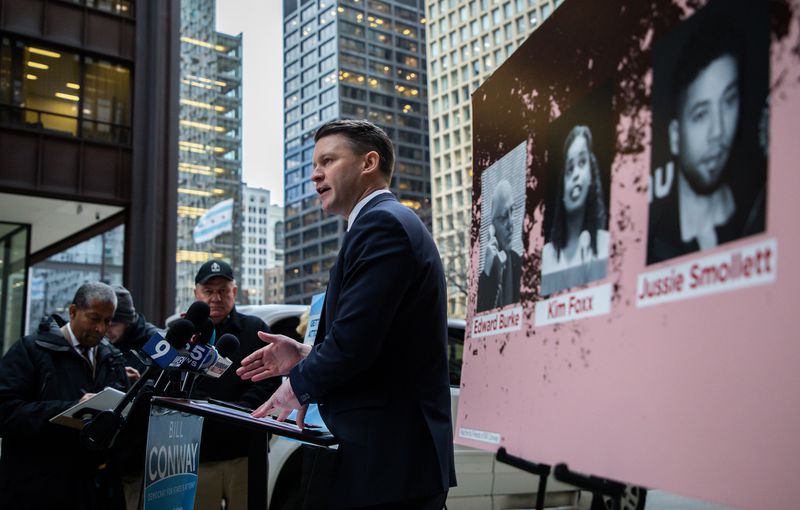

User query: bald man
[477,179,522,312]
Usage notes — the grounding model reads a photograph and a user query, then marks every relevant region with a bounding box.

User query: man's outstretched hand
[251,378,308,429]
[236,332,310,382]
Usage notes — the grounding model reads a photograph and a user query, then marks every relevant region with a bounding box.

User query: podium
[150,396,336,510]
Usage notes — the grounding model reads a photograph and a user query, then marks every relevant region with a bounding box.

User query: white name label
[458,427,501,444]
[535,283,612,326]
[471,306,524,338]
[636,238,777,307]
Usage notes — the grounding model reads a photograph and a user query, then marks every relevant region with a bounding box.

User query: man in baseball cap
[192,259,278,510]
[194,259,236,324]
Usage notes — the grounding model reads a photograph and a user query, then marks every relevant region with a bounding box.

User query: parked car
[234,304,583,510]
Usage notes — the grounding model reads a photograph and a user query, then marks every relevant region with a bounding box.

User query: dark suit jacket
[476,250,522,312]
[289,193,456,507]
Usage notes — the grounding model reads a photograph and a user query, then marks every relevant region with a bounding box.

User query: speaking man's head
[669,20,743,195]
[491,179,514,253]
[311,119,395,218]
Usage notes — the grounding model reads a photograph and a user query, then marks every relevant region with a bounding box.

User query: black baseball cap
[195,259,234,285]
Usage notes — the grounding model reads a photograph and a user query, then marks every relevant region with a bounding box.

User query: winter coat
[0,315,129,509]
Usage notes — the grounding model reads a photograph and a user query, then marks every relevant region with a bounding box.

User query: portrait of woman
[541,124,610,295]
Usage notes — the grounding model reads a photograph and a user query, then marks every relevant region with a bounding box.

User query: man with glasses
[191,259,278,510]
[477,179,522,311]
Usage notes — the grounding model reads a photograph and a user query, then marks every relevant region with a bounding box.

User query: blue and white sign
[294,292,328,432]
[304,292,325,346]
[143,407,204,510]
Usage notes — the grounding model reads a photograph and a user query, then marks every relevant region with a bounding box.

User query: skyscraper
[282,0,431,304]
[241,186,285,305]
[0,0,179,347]
[426,0,563,318]
[176,0,244,310]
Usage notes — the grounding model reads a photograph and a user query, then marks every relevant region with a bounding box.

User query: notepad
[49,387,125,430]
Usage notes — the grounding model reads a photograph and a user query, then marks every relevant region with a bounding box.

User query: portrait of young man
[647,0,769,265]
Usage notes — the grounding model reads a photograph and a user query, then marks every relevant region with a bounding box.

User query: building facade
[0,0,180,350]
[282,0,431,304]
[241,186,284,305]
[264,265,285,304]
[426,0,562,318]
[175,0,244,311]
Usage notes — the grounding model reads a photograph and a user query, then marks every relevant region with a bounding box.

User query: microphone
[192,317,216,346]
[141,319,195,369]
[184,300,210,331]
[200,334,239,378]
[185,334,240,397]
[216,333,239,358]
[80,317,208,450]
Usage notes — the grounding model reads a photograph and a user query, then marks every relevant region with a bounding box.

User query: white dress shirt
[347,189,392,232]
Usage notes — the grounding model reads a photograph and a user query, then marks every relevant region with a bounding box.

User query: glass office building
[176,0,244,311]
[282,0,431,304]
[426,0,563,318]
[0,0,179,350]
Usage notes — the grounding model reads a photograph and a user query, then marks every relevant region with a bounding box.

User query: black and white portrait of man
[647,0,769,265]
[476,142,526,313]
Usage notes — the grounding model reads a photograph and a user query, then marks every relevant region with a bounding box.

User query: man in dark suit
[238,119,456,509]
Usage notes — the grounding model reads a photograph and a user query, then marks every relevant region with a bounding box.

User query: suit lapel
[313,193,396,347]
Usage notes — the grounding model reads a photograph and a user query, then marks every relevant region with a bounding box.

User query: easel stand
[495,450,644,510]
[553,463,628,510]
[495,447,551,510]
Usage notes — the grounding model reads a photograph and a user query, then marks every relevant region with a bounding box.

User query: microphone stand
[80,362,157,451]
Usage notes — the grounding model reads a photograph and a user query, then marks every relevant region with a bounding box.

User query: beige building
[426,0,562,318]
[264,266,285,305]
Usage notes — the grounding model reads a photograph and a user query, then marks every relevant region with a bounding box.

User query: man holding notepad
[0,281,129,510]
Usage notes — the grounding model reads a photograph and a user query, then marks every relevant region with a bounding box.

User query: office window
[396,6,418,22]
[319,39,336,55]
[319,21,336,41]
[301,52,316,68]
[1,39,131,143]
[82,57,130,143]
[286,45,300,63]
[320,87,337,104]
[340,21,365,38]
[339,37,366,54]
[319,55,335,73]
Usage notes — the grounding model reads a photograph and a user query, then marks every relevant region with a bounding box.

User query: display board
[457,1,800,507]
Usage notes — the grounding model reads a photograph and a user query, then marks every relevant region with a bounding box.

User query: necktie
[79,345,92,366]
[493,261,506,309]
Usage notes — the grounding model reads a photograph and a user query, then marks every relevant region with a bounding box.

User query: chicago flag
[193,198,233,243]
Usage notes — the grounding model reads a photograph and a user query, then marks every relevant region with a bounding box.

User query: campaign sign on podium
[142,406,203,510]
[304,291,326,346]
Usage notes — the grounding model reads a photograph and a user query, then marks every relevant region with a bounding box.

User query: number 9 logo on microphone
[142,334,180,369]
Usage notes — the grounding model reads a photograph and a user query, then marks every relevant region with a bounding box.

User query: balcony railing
[0,103,131,146]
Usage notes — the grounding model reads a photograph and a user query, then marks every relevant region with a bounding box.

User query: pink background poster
[458,1,800,508]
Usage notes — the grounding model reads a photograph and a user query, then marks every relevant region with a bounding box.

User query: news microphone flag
[142,333,233,378]
[193,198,234,244]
